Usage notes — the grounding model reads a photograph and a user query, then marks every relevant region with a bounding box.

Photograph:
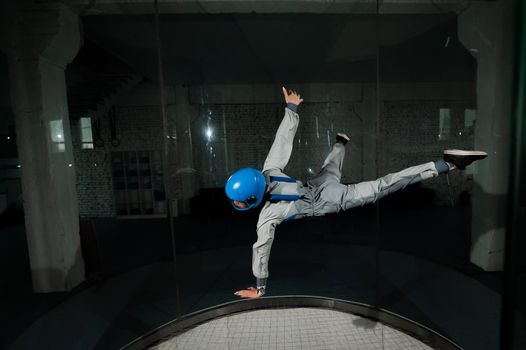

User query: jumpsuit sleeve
[252,217,282,280]
[262,107,300,173]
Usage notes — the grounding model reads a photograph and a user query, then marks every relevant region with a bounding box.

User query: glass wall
[0,0,521,349]
[71,10,183,349]
[0,1,181,349]
[157,10,381,312]
[377,4,511,349]
[0,43,26,350]
[503,1,526,348]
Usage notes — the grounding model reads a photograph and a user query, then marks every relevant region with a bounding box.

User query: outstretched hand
[282,87,304,106]
[234,287,260,299]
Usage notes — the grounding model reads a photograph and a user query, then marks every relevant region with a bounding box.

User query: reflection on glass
[79,117,94,149]
[439,108,451,141]
[112,150,165,217]
[464,108,476,134]
[49,119,65,152]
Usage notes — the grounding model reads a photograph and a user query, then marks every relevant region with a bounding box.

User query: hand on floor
[234,287,260,299]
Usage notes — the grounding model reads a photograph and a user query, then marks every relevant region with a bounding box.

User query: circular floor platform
[150,307,433,350]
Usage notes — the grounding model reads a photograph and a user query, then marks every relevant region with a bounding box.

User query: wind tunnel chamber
[0,0,522,349]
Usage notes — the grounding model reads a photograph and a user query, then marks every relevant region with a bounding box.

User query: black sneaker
[443,149,488,170]
[336,133,350,145]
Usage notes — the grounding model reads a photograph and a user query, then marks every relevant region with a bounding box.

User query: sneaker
[443,149,488,170]
[336,133,350,145]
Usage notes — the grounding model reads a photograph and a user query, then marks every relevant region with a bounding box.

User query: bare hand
[234,287,260,299]
[282,87,304,106]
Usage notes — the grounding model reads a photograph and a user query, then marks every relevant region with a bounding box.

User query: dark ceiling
[82,13,475,85]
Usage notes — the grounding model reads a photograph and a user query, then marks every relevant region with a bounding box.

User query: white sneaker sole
[337,133,350,142]
[444,149,487,156]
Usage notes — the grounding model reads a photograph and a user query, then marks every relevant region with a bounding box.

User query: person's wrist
[257,278,267,287]
[286,103,298,113]
[257,286,266,296]
[256,278,267,296]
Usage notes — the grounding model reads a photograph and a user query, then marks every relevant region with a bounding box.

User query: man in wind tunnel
[226,87,487,299]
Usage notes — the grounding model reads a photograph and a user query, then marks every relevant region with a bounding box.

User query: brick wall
[71,86,476,217]
[192,99,474,206]
[72,146,114,217]
[379,100,475,204]
[192,102,362,188]
[72,105,163,217]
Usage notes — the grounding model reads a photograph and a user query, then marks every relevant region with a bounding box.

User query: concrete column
[1,2,85,291]
[458,0,514,271]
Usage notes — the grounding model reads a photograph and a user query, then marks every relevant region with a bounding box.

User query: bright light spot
[206,128,213,139]
[308,168,314,173]
[459,132,462,135]
[6,136,10,140]
[49,120,64,147]
[94,163,97,167]
[68,163,72,167]
[233,182,240,189]
[17,165,21,168]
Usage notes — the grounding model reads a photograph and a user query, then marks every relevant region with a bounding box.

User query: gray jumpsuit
[252,107,441,284]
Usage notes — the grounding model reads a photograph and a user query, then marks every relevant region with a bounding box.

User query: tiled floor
[151,307,433,350]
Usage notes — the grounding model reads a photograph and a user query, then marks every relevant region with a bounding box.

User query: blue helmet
[225,167,267,211]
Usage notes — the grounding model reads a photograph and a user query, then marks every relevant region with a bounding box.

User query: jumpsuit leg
[316,161,440,214]
[340,161,439,210]
[307,143,346,187]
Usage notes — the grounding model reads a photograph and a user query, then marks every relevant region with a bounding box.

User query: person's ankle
[434,159,453,174]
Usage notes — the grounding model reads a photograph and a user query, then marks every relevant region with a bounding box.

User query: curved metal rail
[120,296,463,350]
